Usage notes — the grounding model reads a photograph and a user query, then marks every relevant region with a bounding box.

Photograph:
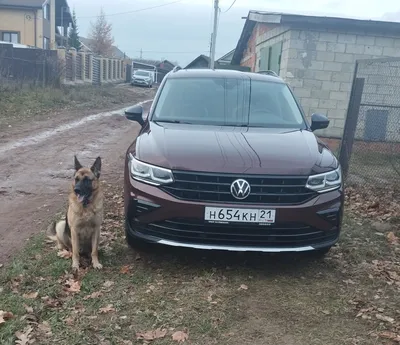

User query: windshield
[134,71,150,77]
[152,77,306,128]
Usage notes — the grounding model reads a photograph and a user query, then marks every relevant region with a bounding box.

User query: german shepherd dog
[47,156,104,272]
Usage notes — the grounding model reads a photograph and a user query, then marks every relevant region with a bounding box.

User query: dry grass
[0,183,399,345]
[0,84,141,128]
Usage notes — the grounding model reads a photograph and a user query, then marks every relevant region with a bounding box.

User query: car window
[152,77,305,129]
[249,80,304,127]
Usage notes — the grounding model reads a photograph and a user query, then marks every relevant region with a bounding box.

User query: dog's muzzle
[74,178,93,206]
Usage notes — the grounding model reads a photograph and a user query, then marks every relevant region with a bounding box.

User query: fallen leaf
[376,313,395,323]
[57,250,73,259]
[120,265,130,274]
[388,271,400,282]
[103,280,114,288]
[64,279,81,293]
[387,232,399,245]
[238,284,248,291]
[83,291,103,300]
[42,296,62,308]
[0,310,14,324]
[379,331,400,342]
[136,328,168,341]
[0,264,3,268]
[23,304,33,313]
[172,331,189,342]
[342,279,356,285]
[15,326,33,345]
[322,310,331,315]
[38,321,52,336]
[22,292,38,299]
[64,316,74,326]
[99,304,116,314]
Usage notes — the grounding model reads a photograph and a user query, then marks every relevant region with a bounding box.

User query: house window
[43,37,50,49]
[258,41,282,75]
[2,32,19,43]
[43,3,50,20]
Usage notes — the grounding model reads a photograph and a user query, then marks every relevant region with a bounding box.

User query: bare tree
[88,8,114,56]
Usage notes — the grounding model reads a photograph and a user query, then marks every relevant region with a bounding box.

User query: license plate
[204,207,276,224]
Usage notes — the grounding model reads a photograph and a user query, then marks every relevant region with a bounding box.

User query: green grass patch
[1,184,399,345]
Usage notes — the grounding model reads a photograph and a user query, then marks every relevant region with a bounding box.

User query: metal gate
[92,57,100,85]
[339,58,400,193]
[126,64,132,83]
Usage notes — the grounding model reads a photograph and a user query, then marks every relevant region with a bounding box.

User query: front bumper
[131,79,151,86]
[124,172,344,253]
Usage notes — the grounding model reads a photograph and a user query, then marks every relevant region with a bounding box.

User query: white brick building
[231,11,400,138]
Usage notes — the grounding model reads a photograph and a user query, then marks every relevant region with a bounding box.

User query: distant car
[123,69,344,257]
[131,70,153,88]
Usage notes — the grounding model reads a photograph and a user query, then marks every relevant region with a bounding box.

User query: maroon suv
[123,69,344,256]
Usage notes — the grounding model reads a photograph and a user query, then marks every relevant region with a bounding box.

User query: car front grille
[160,171,317,205]
[132,218,339,248]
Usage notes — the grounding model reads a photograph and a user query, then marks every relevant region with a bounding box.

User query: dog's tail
[46,220,66,242]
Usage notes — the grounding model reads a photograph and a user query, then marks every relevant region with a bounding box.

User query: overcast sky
[67,0,400,66]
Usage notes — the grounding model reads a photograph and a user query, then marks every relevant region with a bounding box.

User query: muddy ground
[0,86,155,264]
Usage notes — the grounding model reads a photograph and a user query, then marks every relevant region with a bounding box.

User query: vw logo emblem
[230,179,251,200]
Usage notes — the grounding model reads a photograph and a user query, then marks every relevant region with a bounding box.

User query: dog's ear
[91,157,101,179]
[74,155,83,171]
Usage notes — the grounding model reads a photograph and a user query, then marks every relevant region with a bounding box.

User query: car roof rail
[257,70,279,77]
[172,66,182,73]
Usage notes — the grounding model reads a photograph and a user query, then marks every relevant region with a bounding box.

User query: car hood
[133,75,150,80]
[133,123,338,175]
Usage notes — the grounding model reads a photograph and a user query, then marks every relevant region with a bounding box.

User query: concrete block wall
[354,60,400,142]
[282,29,400,138]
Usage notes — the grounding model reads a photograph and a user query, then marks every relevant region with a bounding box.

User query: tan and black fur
[47,156,104,272]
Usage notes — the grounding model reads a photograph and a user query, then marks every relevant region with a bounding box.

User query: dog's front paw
[71,262,79,274]
[92,261,103,270]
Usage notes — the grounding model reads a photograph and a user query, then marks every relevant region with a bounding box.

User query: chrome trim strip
[157,239,315,253]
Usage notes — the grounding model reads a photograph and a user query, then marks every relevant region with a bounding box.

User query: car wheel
[125,221,153,252]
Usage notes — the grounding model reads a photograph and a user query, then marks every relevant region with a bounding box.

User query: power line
[77,0,187,19]
[33,0,188,21]
[221,0,237,13]
[124,49,226,55]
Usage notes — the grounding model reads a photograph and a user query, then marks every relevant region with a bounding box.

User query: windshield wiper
[155,120,193,124]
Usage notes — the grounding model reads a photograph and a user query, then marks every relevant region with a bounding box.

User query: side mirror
[125,105,144,126]
[310,113,329,131]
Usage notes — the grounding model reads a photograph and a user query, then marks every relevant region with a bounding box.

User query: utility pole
[210,0,219,69]
[140,48,143,59]
[209,33,212,59]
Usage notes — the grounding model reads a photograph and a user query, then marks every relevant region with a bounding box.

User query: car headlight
[128,154,174,186]
[306,167,342,193]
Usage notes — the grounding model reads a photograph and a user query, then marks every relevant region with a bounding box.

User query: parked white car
[131,70,153,88]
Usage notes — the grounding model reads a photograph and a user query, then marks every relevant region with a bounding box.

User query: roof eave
[231,17,256,65]
[280,14,400,33]
[0,4,43,10]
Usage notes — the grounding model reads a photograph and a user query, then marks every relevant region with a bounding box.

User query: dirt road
[0,87,155,264]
